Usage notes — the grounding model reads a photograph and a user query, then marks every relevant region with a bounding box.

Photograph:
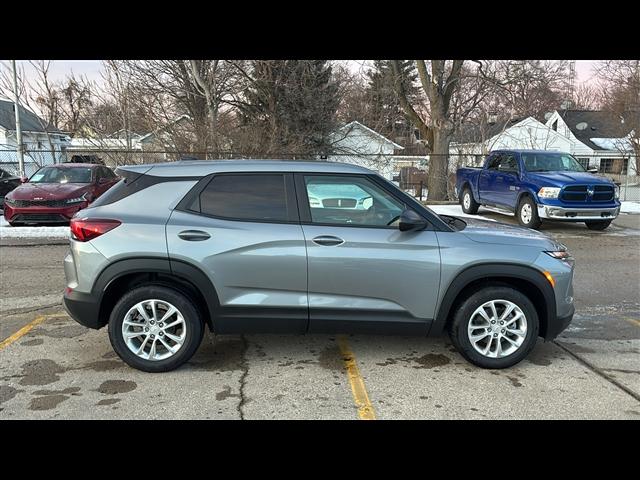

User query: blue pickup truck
[456,150,620,230]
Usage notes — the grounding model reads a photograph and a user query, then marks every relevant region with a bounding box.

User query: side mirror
[399,208,428,232]
[20,176,28,183]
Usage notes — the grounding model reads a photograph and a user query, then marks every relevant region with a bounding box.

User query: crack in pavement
[553,340,640,403]
[237,335,249,420]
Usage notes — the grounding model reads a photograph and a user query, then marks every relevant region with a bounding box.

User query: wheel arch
[94,257,220,332]
[431,263,556,339]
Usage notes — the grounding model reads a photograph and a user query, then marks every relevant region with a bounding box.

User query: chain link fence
[1,148,638,202]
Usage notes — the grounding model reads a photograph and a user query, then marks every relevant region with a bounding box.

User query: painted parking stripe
[623,317,640,328]
[0,313,67,351]
[337,335,377,420]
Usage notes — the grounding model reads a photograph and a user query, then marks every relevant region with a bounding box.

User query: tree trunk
[427,127,451,200]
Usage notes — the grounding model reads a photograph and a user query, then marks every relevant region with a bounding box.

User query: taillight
[70,218,121,242]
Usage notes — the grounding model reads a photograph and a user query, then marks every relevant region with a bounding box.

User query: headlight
[538,187,561,199]
[66,193,87,204]
[545,251,571,260]
[545,250,574,267]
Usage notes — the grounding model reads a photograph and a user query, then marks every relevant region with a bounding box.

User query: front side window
[29,166,93,184]
[497,154,519,172]
[198,174,289,222]
[522,153,586,172]
[304,175,405,227]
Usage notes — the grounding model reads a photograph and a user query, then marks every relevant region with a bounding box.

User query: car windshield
[29,167,93,184]
[522,153,586,172]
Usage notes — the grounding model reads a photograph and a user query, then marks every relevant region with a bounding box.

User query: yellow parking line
[624,317,640,328]
[0,313,67,351]
[337,335,377,420]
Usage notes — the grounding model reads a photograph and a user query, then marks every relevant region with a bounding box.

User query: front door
[296,173,441,335]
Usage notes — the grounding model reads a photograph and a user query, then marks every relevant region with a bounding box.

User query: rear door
[166,172,308,334]
[494,153,520,207]
[296,173,441,334]
[478,153,501,204]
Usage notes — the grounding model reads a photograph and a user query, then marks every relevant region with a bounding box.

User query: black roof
[558,110,638,150]
[0,99,62,134]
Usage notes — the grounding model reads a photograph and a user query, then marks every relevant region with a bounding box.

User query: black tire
[585,220,612,231]
[460,186,480,214]
[108,285,204,372]
[448,286,539,369]
[516,195,542,229]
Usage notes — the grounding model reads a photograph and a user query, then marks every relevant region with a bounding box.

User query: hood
[7,182,92,201]
[460,217,562,249]
[526,171,614,188]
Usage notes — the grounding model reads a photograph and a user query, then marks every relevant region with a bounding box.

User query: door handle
[178,230,211,241]
[312,235,344,246]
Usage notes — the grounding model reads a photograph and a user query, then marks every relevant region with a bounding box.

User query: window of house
[197,174,289,222]
[552,120,558,131]
[577,158,590,169]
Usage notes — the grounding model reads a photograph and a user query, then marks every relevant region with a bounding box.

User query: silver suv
[63,160,575,372]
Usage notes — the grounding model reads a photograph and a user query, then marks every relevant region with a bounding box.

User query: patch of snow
[621,201,640,214]
[0,215,70,239]
[428,204,497,222]
[589,136,633,151]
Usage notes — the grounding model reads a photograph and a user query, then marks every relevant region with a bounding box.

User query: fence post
[624,171,629,202]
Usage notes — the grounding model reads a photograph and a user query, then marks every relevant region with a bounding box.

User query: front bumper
[3,203,87,224]
[537,204,619,221]
[545,305,574,340]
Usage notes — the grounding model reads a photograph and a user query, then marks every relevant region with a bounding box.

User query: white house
[0,99,70,175]
[450,110,638,175]
[545,110,637,174]
[326,121,403,180]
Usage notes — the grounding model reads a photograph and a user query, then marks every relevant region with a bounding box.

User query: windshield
[522,153,586,173]
[29,166,93,184]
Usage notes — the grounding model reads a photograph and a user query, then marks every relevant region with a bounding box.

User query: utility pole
[11,60,25,178]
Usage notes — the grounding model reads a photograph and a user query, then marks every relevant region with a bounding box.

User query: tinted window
[30,166,93,184]
[304,175,405,227]
[199,174,289,222]
[497,154,518,172]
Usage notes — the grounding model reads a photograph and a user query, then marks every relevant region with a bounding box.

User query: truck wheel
[448,286,539,369]
[585,220,612,230]
[460,187,479,214]
[517,196,541,229]
[108,285,204,372]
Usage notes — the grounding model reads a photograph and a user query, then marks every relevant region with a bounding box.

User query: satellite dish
[544,112,553,121]
[576,122,588,131]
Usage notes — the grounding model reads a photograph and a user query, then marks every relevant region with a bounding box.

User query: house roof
[557,110,638,150]
[452,117,525,144]
[336,121,404,150]
[0,99,62,134]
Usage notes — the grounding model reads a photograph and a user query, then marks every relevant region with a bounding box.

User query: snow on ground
[0,215,70,239]
[620,201,640,214]
[428,204,497,221]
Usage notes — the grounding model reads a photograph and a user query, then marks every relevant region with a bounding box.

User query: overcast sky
[1,59,598,86]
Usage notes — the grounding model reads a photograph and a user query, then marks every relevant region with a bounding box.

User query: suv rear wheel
[448,286,539,369]
[108,285,204,372]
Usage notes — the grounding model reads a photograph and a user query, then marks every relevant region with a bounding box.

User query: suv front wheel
[108,285,204,372]
[448,286,539,369]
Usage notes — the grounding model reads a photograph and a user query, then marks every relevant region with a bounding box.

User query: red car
[3,163,119,226]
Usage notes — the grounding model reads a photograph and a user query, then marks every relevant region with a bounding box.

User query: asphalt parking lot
[1,208,639,419]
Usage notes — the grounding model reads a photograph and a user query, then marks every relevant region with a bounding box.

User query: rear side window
[197,174,289,222]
